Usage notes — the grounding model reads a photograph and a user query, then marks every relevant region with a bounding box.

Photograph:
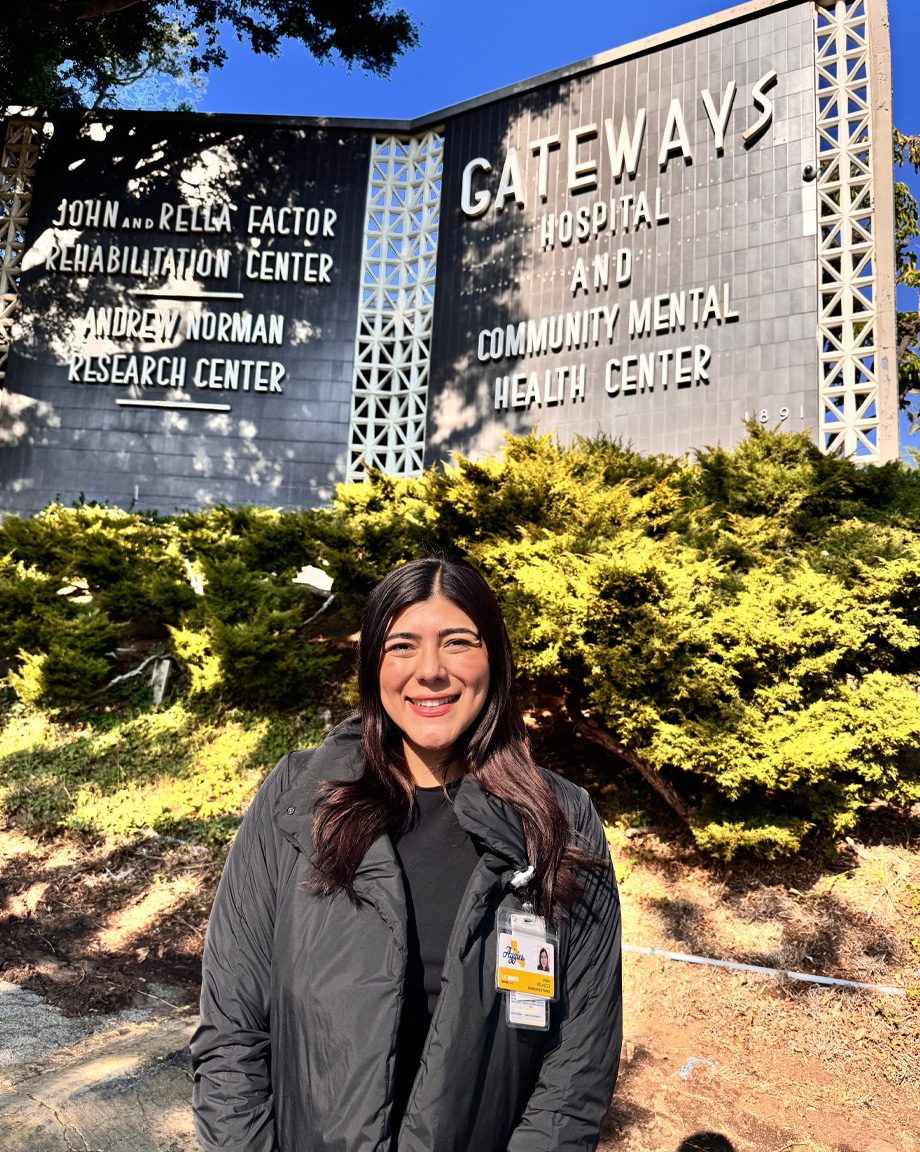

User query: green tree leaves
[2,0,419,109]
[894,128,920,413]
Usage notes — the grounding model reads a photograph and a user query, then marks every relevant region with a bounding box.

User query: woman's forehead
[385,594,478,634]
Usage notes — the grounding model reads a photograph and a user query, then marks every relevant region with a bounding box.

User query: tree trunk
[564,690,693,827]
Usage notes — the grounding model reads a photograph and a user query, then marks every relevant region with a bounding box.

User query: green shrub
[7,609,117,708]
[174,503,325,576]
[6,427,920,858]
[0,557,63,657]
[690,816,814,859]
[167,552,337,707]
[1,502,336,710]
[0,503,196,628]
[319,427,920,858]
[171,611,335,708]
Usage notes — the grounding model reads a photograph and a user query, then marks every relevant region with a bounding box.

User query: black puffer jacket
[191,718,622,1152]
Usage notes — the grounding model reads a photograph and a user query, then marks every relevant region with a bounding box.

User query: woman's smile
[406,693,460,715]
[378,593,491,781]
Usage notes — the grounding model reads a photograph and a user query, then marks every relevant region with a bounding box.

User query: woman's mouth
[407,693,460,716]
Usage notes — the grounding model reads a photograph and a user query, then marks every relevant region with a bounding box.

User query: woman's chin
[405,729,458,756]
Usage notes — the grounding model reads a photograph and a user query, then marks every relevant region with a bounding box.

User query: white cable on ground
[623,944,906,996]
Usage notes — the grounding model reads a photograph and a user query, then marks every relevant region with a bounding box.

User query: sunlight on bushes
[3,426,920,859]
[0,703,325,846]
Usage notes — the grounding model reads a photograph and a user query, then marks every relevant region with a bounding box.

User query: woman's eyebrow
[383,627,480,641]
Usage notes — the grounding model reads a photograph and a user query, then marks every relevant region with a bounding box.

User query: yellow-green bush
[7,609,117,708]
[316,426,920,858]
[1,501,334,710]
[4,428,920,858]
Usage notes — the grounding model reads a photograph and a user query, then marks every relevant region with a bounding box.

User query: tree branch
[296,592,336,636]
[564,689,693,827]
[897,316,920,362]
[26,0,145,21]
[87,652,168,697]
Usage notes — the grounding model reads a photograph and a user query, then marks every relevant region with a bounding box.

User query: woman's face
[379,593,490,764]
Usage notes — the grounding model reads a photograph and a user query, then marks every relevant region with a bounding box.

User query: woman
[191,556,622,1152]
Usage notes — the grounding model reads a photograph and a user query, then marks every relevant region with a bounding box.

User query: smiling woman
[191,556,623,1152]
[378,592,491,785]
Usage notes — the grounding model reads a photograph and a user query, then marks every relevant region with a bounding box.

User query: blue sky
[198,0,920,457]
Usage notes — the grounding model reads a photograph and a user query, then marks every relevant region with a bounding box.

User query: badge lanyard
[496,900,559,1031]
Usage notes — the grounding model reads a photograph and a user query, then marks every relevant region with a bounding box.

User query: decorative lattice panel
[347,133,443,480]
[0,119,43,384]
[813,0,891,459]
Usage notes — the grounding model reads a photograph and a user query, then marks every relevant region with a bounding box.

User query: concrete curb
[0,982,197,1152]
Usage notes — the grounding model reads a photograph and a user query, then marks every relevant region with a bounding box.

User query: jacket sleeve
[190,757,288,1152]
[508,792,623,1152]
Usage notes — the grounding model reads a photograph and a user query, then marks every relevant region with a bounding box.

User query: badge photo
[496,926,557,999]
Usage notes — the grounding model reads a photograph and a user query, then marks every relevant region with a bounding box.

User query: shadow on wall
[14,117,327,372]
[3,113,367,512]
[426,77,577,465]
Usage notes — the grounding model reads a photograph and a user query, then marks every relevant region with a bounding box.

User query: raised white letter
[658,99,693,168]
[743,70,778,145]
[495,148,525,211]
[604,110,647,180]
[701,81,737,153]
[461,158,492,217]
[530,135,560,200]
[567,123,598,192]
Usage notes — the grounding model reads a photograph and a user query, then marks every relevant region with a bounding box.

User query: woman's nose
[415,641,448,682]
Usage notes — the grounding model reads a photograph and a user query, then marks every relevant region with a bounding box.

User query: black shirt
[390,779,481,1126]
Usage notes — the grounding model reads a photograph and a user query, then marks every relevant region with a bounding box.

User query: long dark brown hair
[310,556,600,920]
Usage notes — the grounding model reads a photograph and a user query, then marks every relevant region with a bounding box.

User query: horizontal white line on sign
[116,399,232,412]
[128,289,245,299]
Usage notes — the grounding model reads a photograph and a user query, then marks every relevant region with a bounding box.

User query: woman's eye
[385,642,413,653]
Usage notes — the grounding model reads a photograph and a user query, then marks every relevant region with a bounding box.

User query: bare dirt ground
[0,826,213,1019]
[1,728,919,1151]
[602,827,920,1152]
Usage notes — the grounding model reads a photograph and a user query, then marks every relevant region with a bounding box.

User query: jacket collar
[452,776,528,871]
[273,714,530,874]
[273,717,407,947]
[273,714,363,858]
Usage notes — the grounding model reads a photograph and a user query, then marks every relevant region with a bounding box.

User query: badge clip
[509,864,535,888]
[495,907,559,1003]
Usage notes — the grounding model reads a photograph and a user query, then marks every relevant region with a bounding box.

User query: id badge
[495,909,559,1001]
[506,991,548,1031]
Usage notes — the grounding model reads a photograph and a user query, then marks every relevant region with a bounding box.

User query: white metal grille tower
[812,0,898,460]
[347,132,443,481]
[0,119,43,385]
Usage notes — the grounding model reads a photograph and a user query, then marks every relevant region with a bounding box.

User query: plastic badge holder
[495,908,559,1002]
[506,990,550,1031]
